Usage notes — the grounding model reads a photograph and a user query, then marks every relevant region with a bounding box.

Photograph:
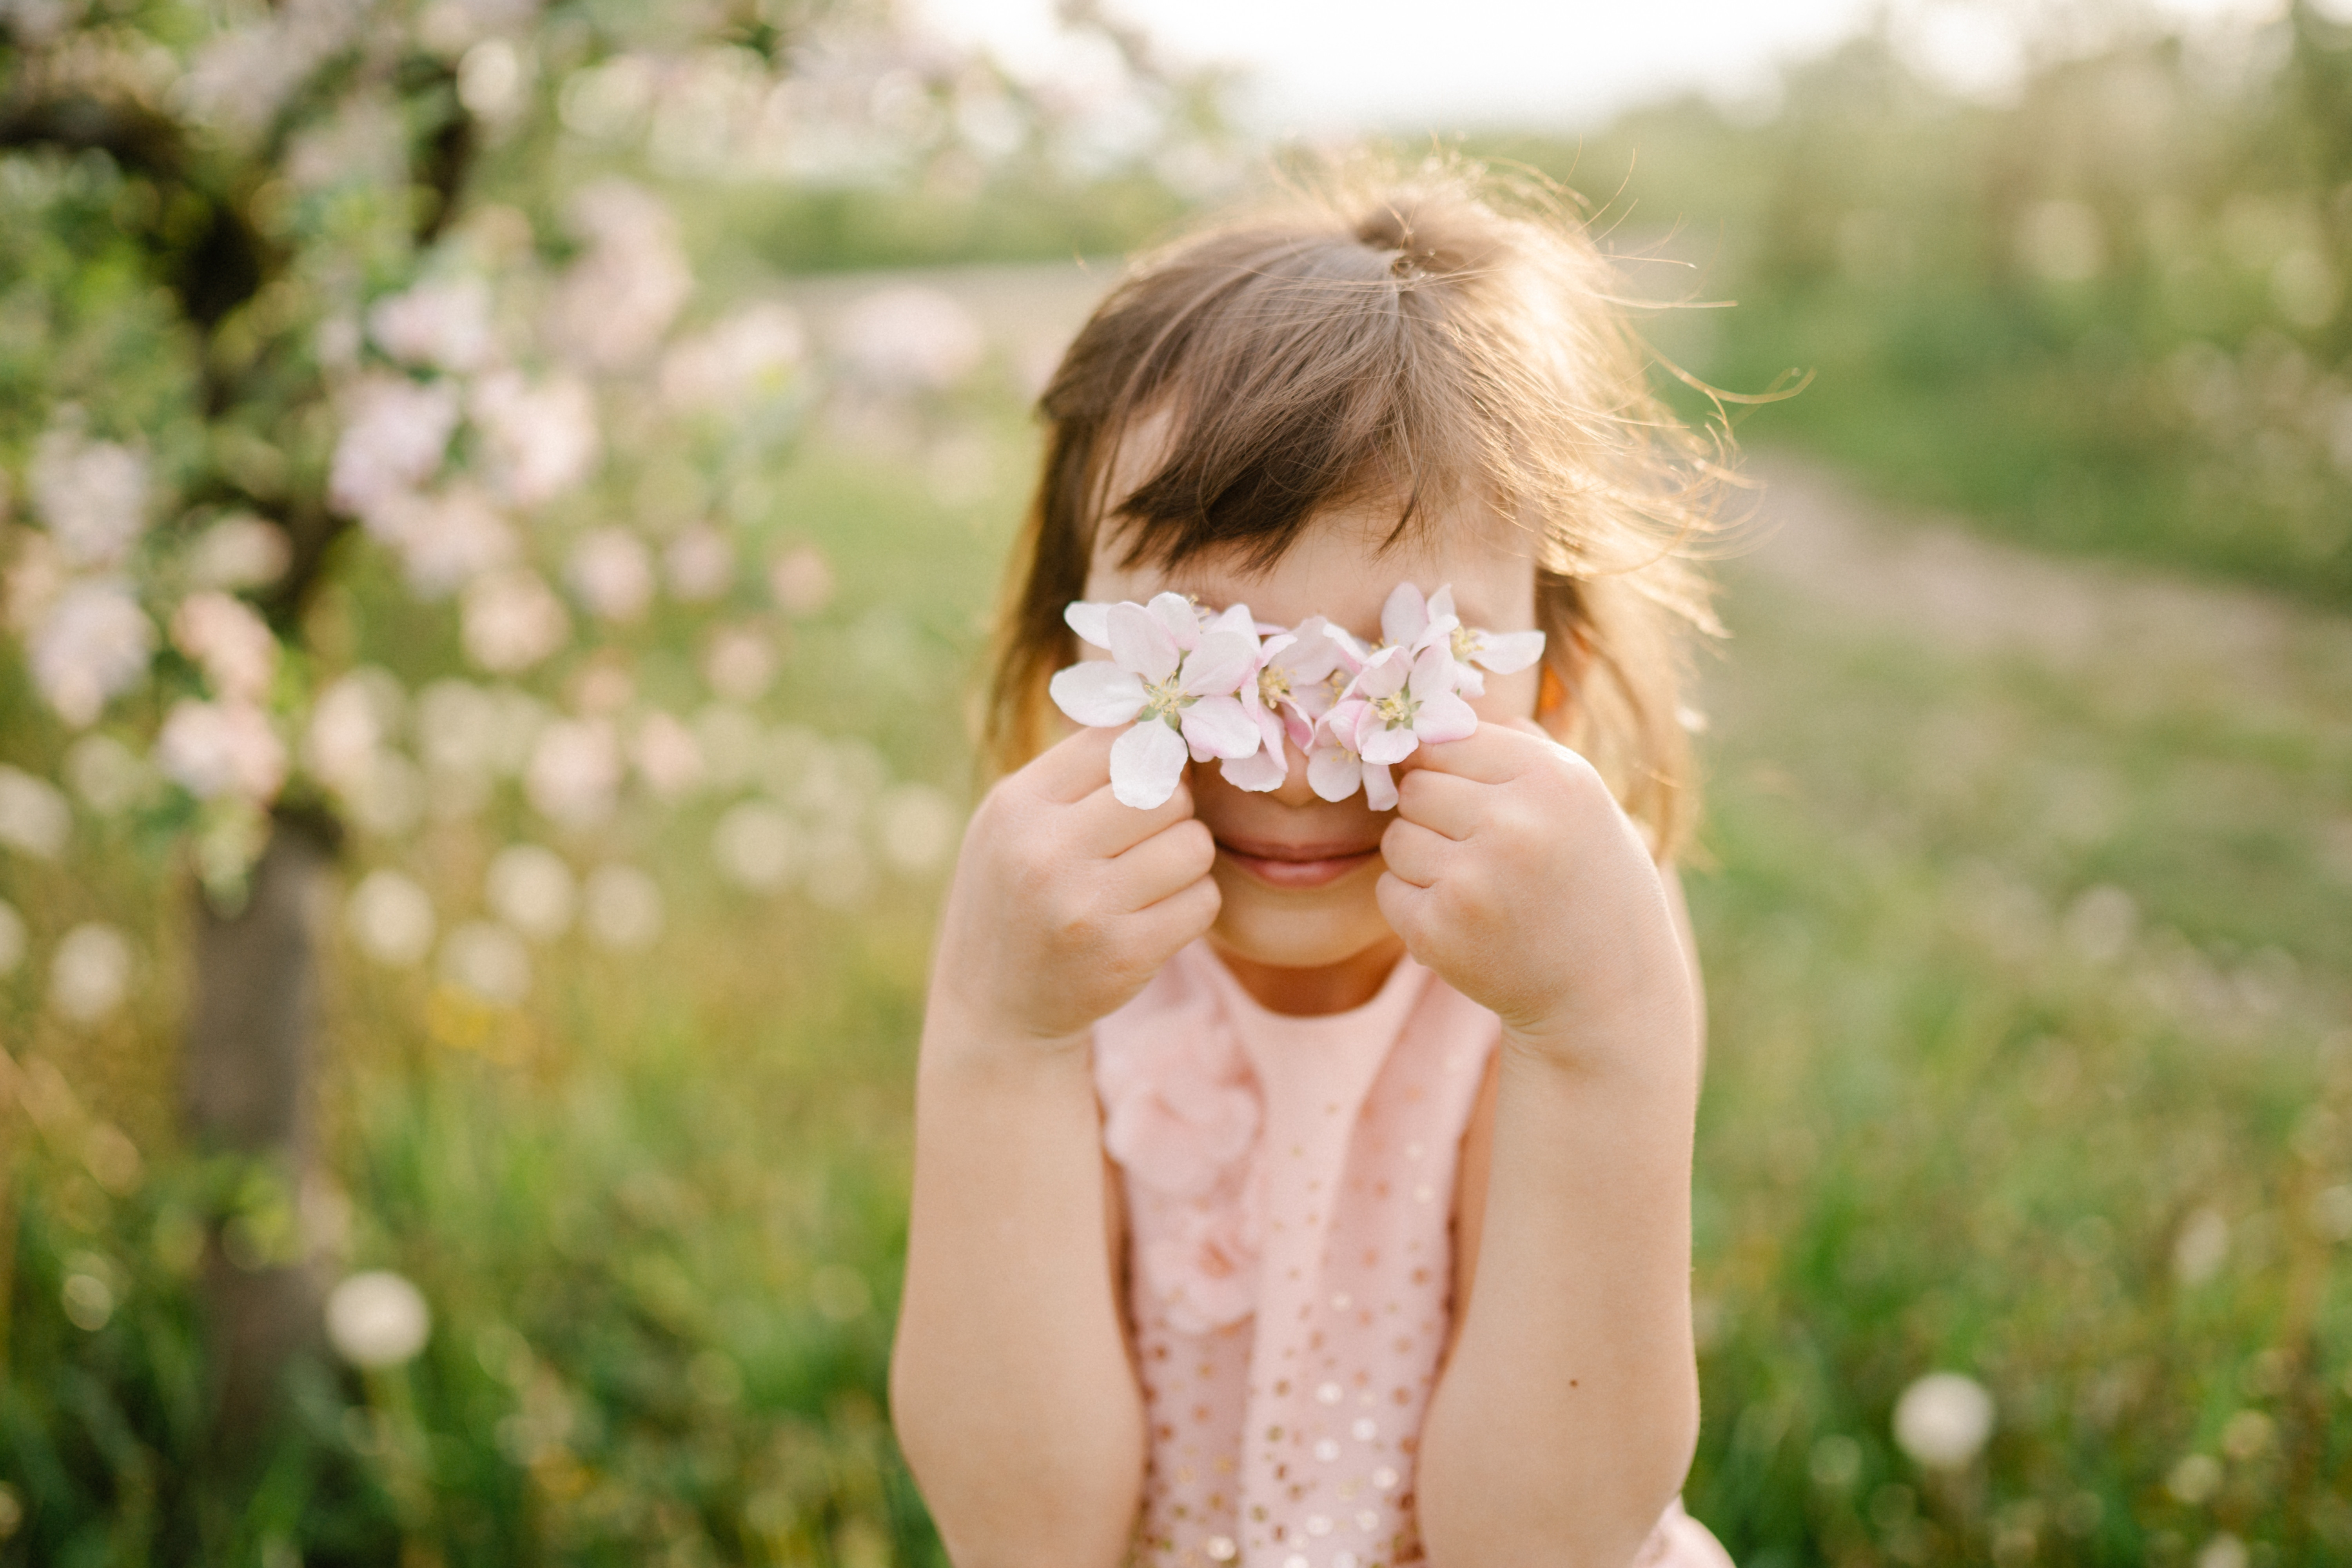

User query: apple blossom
[31,428,149,568]
[50,922,132,1024]
[329,375,462,522]
[171,592,277,702]
[663,524,735,601]
[833,285,985,393]
[380,486,518,596]
[1348,642,1479,765]
[0,765,71,859]
[471,372,600,508]
[1050,593,1263,809]
[32,580,155,727]
[185,514,292,590]
[583,864,664,950]
[544,180,693,371]
[566,528,655,621]
[347,869,436,967]
[524,717,622,829]
[156,699,288,802]
[367,275,494,373]
[461,569,569,673]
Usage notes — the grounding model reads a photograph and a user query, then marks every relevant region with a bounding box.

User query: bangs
[1044,215,1510,574]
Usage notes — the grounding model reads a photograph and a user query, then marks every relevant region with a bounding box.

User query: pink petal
[1380,582,1427,650]
[1207,601,1257,639]
[1354,647,1406,700]
[1307,746,1362,802]
[1180,629,1258,697]
[1146,591,1200,651]
[1048,659,1146,726]
[1278,617,1341,682]
[1474,628,1547,673]
[1108,600,1180,684]
[1180,694,1260,760]
[1220,744,1287,792]
[1412,689,1478,746]
[1406,643,1464,701]
[1363,762,1397,811]
[1359,722,1419,766]
[1063,601,1113,648]
[1109,718,1189,808]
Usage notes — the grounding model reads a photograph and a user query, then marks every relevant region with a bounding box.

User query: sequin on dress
[1093,940,1735,1568]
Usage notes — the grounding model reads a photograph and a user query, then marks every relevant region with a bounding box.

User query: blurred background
[0,0,2347,1564]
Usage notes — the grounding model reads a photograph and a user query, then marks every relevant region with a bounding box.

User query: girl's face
[1080,491,1542,976]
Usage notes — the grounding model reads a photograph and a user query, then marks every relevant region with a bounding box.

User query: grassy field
[6,280,2352,1567]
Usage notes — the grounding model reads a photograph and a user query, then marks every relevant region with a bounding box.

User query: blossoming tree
[0,0,1214,1486]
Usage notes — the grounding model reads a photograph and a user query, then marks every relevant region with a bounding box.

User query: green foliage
[1485,8,2352,605]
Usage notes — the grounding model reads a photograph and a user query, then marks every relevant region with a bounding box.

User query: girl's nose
[1267,735,1321,807]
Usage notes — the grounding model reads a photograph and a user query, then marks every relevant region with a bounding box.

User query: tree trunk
[181,811,337,1465]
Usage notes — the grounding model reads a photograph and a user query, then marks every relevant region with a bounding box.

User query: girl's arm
[891,728,1221,1568]
[1379,727,1703,1568]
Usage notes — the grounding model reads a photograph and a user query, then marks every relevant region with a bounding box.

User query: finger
[1069,772,1196,858]
[1026,723,1122,804]
[1388,721,1539,785]
[1392,768,1485,841]
[1110,818,1216,911]
[1379,818,1451,889]
[1374,870,1434,952]
[1129,871,1221,957]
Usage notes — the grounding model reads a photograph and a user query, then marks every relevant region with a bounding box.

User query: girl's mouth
[1214,835,1382,891]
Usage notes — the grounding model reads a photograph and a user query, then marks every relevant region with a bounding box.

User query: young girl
[891,160,1737,1568]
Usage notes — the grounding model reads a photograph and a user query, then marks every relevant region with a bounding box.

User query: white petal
[1307,746,1362,802]
[1452,661,1487,698]
[1063,601,1113,648]
[1220,744,1287,792]
[1428,584,1456,622]
[1049,660,1147,727]
[1180,629,1258,697]
[1108,601,1181,684]
[1473,629,1546,673]
[1180,695,1261,760]
[1412,690,1479,746]
[1380,583,1427,650]
[1207,602,1256,639]
[1146,592,1200,651]
[1359,722,1418,766]
[1355,647,1406,699]
[1363,764,1397,811]
[1110,719,1189,809]
[1407,643,1463,700]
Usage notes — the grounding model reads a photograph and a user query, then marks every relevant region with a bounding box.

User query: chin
[1207,860,1396,970]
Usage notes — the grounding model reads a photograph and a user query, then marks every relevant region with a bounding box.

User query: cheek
[1470,664,1541,724]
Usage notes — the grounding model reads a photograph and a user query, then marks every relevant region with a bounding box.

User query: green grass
[6,348,2351,1564]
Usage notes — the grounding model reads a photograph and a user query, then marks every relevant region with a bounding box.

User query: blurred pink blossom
[471,372,599,507]
[633,711,705,799]
[461,569,569,673]
[544,180,692,371]
[306,668,404,792]
[4,531,64,632]
[769,545,834,616]
[702,625,775,701]
[156,699,287,802]
[378,485,518,596]
[185,514,292,590]
[31,428,149,568]
[171,591,277,702]
[32,580,154,728]
[524,717,621,828]
[566,528,654,621]
[0,765,71,859]
[658,301,804,411]
[330,375,461,521]
[833,285,984,392]
[367,276,495,372]
[663,523,735,601]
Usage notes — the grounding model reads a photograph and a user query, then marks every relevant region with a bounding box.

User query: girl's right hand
[927,724,1221,1054]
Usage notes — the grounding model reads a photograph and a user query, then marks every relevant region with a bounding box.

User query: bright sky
[919,0,2288,135]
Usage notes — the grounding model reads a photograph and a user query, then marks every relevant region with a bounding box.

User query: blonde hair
[985,154,1732,862]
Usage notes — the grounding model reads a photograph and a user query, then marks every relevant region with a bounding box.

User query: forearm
[1417,1017,1701,1568]
[891,1020,1145,1568]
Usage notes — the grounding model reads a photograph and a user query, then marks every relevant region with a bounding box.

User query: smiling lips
[1214,834,1382,891]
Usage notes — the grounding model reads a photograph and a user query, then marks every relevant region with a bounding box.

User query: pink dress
[1093,941,1734,1568]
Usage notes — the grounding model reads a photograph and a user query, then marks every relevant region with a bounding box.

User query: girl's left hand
[1376,720,1696,1069]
